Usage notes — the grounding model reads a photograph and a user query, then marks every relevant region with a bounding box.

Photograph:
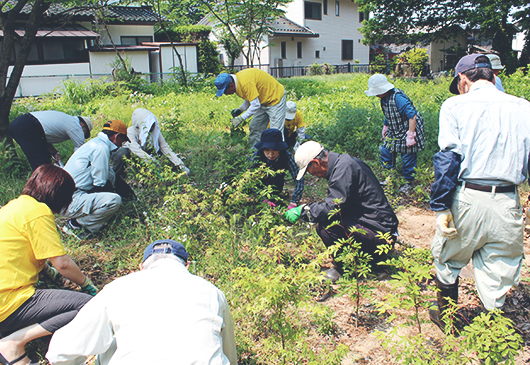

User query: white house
[200,0,370,75]
[3,5,198,97]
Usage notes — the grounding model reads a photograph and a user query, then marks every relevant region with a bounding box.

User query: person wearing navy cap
[46,239,237,365]
[429,53,530,331]
[251,128,304,210]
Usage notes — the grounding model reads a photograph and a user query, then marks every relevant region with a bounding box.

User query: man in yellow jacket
[215,69,286,147]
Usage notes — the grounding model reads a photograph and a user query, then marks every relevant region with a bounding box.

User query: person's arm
[430,151,461,212]
[219,293,237,365]
[239,100,250,111]
[126,127,153,162]
[157,133,185,168]
[67,127,86,151]
[287,154,304,204]
[89,147,112,187]
[47,143,60,162]
[241,97,261,120]
[46,288,115,365]
[48,255,87,286]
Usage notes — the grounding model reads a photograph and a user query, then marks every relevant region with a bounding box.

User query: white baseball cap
[294,141,324,180]
[285,101,297,120]
[486,54,504,70]
[365,74,394,97]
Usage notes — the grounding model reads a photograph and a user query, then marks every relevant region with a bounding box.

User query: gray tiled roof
[269,17,318,37]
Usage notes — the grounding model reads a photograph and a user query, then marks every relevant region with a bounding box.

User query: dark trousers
[380,145,417,182]
[9,114,52,171]
[0,289,91,337]
[316,216,390,274]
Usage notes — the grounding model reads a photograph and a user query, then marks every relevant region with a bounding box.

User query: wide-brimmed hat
[285,101,297,120]
[365,74,394,97]
[254,128,288,152]
[450,54,492,94]
[143,239,189,263]
[80,116,93,131]
[486,54,503,70]
[294,141,324,180]
[214,73,232,97]
[102,119,131,142]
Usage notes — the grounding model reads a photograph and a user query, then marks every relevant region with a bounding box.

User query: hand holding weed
[406,131,416,147]
[231,108,243,118]
[436,210,458,239]
[284,205,302,223]
[231,115,245,128]
[80,276,99,296]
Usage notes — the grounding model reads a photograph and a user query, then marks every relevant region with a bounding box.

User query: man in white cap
[9,111,92,170]
[429,53,530,331]
[284,141,398,281]
[214,69,286,147]
[486,54,505,92]
[365,74,425,189]
[46,239,237,365]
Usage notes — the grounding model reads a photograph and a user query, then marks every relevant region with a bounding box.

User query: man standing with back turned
[429,54,530,330]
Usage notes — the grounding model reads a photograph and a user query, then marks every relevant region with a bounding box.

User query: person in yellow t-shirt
[0,165,97,365]
[215,69,287,147]
[282,101,307,151]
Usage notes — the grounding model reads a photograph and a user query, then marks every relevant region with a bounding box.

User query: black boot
[429,276,459,333]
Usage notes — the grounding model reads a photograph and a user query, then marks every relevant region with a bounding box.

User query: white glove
[406,131,416,147]
[293,142,300,151]
[435,210,458,239]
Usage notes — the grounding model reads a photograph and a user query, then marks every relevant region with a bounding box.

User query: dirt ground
[322,206,530,364]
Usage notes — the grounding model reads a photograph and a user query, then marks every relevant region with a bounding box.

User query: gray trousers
[248,92,287,147]
[64,190,122,233]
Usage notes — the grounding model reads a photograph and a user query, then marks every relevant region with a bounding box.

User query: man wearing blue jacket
[429,54,530,330]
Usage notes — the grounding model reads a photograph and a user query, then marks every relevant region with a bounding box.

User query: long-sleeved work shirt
[30,111,85,150]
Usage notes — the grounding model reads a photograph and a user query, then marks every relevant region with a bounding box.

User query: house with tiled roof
[3,4,197,96]
[200,0,369,75]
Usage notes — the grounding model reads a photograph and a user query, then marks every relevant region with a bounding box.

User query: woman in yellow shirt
[0,165,97,365]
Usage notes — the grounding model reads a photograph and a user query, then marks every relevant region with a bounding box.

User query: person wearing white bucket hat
[365,74,425,187]
[486,54,505,92]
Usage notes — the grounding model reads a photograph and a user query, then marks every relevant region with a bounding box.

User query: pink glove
[287,202,297,211]
[381,125,389,141]
[406,131,416,147]
[263,199,277,208]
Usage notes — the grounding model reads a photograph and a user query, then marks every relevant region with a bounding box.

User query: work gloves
[80,276,99,296]
[287,202,297,211]
[231,108,243,118]
[406,131,416,147]
[381,125,389,141]
[231,115,245,128]
[284,205,303,224]
[435,210,458,240]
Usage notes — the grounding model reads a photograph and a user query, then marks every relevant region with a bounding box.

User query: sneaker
[62,220,93,240]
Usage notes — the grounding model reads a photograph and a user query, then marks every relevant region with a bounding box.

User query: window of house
[281,41,287,59]
[341,39,353,60]
[121,36,153,45]
[323,0,328,15]
[315,50,320,59]
[335,0,339,16]
[297,42,302,58]
[305,1,322,20]
[359,11,369,22]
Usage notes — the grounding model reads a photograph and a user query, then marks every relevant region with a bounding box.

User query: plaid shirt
[381,89,425,154]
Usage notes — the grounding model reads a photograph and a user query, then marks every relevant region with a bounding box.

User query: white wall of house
[97,24,155,45]
[513,31,526,59]
[89,50,150,74]
[159,44,198,74]
[282,0,369,65]
[428,35,467,72]
[10,63,91,97]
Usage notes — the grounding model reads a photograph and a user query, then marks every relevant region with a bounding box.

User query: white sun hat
[365,74,394,97]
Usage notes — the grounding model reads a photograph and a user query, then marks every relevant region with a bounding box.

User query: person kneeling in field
[46,239,237,365]
[112,108,190,176]
[251,128,304,210]
[284,141,398,283]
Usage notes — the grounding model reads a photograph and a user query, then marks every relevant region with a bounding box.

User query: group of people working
[1,52,529,363]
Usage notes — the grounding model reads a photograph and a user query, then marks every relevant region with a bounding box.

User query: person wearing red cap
[62,120,131,239]
[429,54,530,331]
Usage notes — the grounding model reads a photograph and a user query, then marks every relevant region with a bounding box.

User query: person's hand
[381,125,389,141]
[80,276,99,296]
[406,131,416,147]
[43,264,61,282]
[263,199,276,208]
[284,205,302,224]
[231,115,245,128]
[231,108,243,118]
[435,210,458,239]
[287,202,297,211]
[53,152,61,163]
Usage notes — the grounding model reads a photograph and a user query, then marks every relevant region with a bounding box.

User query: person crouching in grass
[251,128,304,210]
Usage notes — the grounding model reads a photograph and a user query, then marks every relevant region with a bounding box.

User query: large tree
[357,0,530,73]
[199,0,293,68]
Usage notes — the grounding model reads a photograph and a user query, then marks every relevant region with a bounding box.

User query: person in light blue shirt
[486,54,505,92]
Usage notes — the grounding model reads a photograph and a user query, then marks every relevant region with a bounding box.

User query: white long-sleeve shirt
[46,259,237,365]
[30,111,85,150]
[438,80,530,186]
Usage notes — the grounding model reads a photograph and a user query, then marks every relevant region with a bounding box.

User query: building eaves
[269,17,318,38]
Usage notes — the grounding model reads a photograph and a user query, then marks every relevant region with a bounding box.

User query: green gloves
[43,264,61,282]
[231,115,245,128]
[284,205,303,224]
[80,276,99,296]
[231,108,243,118]
[435,209,458,239]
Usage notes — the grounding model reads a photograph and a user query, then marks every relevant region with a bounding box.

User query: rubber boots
[429,276,459,333]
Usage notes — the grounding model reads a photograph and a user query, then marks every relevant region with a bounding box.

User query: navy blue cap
[450,54,492,94]
[214,73,232,97]
[254,128,288,152]
[143,240,189,262]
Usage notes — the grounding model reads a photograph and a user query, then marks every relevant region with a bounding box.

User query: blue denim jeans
[380,146,417,182]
